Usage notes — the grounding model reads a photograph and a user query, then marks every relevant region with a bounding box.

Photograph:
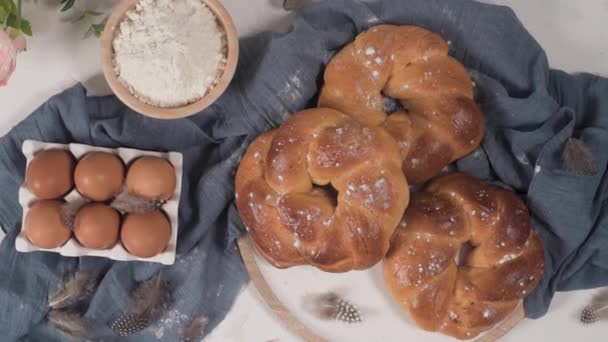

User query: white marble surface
[0,1,607,341]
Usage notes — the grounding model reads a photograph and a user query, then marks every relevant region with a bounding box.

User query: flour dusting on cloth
[113,0,227,107]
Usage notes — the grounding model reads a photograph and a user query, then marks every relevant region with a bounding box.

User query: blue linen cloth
[1,0,607,340]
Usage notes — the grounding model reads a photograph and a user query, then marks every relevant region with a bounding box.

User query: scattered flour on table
[154,308,189,339]
[113,0,227,107]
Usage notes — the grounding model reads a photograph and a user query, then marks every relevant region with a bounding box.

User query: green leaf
[20,18,31,36]
[0,7,7,23]
[0,0,17,14]
[0,0,16,25]
[5,12,18,28]
[0,1,33,36]
[5,13,30,36]
[92,23,103,38]
[83,17,106,39]
[61,0,76,12]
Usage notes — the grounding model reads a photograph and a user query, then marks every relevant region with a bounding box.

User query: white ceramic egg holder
[15,140,183,265]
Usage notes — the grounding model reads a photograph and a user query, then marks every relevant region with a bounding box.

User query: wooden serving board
[238,235,524,342]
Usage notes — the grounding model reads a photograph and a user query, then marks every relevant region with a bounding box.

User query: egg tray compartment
[15,140,183,265]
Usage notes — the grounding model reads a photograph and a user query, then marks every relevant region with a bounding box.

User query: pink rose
[0,28,25,87]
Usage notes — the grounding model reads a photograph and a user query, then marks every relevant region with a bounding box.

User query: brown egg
[126,156,176,201]
[74,203,120,249]
[26,149,75,199]
[121,210,171,258]
[75,152,125,201]
[25,200,71,249]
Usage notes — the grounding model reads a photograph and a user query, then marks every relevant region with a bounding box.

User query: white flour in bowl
[113,0,227,108]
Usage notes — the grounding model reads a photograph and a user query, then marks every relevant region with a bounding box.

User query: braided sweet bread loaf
[319,25,484,184]
[236,108,409,272]
[383,173,544,339]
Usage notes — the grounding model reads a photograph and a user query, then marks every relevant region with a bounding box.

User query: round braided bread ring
[383,173,544,339]
[236,108,409,272]
[319,25,485,184]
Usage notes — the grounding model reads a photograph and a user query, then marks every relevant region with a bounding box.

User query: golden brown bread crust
[235,108,410,272]
[383,173,544,339]
[319,25,485,184]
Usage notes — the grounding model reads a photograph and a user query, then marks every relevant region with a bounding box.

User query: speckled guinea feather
[129,274,170,318]
[47,309,89,338]
[580,289,608,325]
[60,198,90,230]
[302,292,362,324]
[562,138,597,176]
[48,270,98,309]
[110,274,171,336]
[111,314,149,336]
[110,190,163,214]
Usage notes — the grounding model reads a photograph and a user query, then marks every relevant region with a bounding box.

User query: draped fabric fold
[1,0,607,339]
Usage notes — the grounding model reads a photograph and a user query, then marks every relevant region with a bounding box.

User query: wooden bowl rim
[100,0,239,120]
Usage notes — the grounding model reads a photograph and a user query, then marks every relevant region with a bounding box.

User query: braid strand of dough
[236,108,410,272]
[319,25,485,184]
[383,173,544,339]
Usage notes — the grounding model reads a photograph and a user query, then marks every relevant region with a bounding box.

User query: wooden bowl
[100,0,239,119]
